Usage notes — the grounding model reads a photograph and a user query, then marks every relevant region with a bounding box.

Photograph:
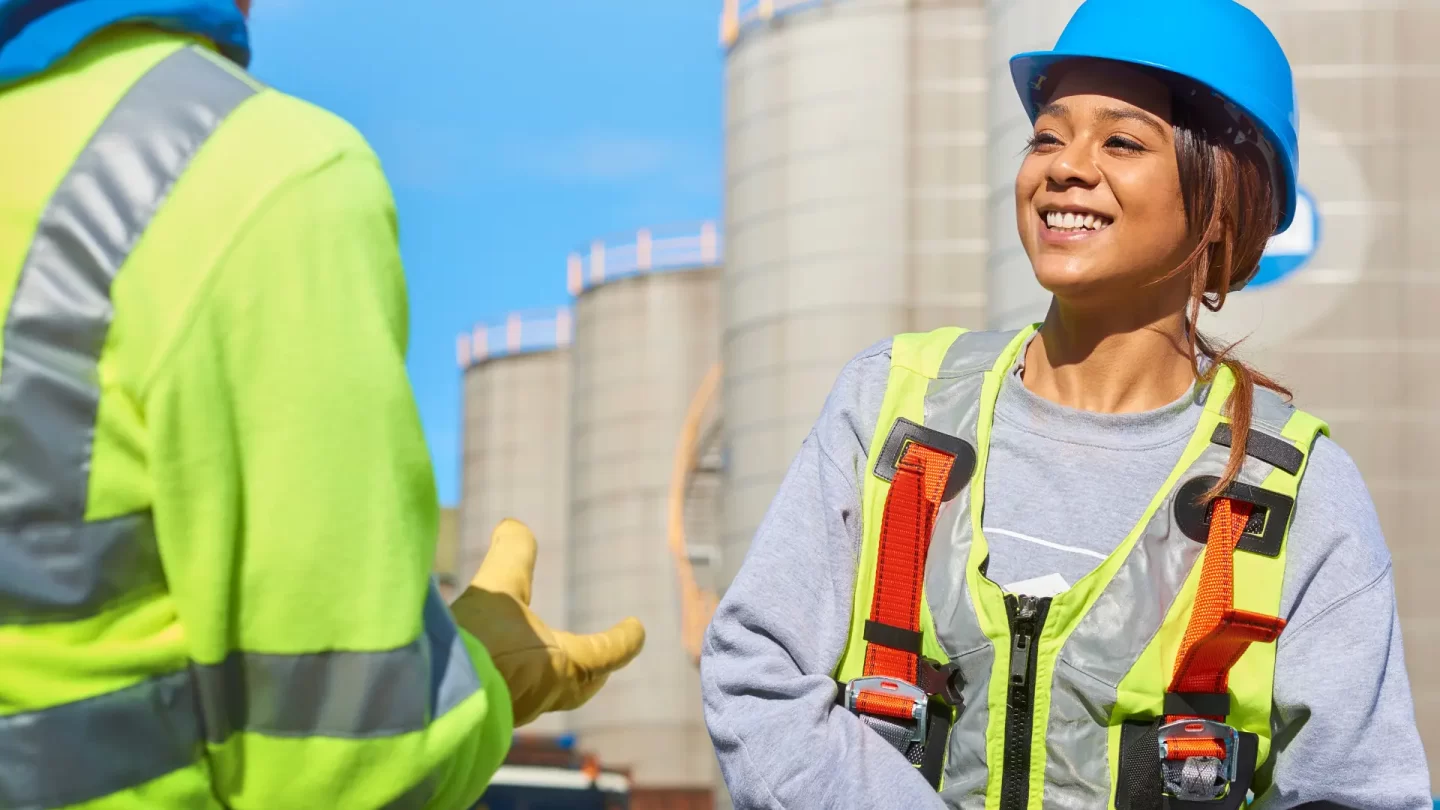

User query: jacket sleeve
[1257,438,1432,810]
[143,152,511,809]
[700,344,947,809]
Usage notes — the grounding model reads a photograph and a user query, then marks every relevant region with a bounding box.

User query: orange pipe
[667,363,723,666]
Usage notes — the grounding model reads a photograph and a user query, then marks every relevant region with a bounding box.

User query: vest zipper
[1000,594,1051,810]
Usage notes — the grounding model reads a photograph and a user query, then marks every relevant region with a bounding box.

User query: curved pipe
[667,362,723,666]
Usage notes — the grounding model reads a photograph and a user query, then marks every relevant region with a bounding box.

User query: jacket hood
[0,0,248,87]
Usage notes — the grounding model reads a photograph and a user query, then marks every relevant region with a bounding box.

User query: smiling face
[1016,60,1197,315]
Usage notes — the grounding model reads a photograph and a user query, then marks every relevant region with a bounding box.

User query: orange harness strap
[853,443,956,721]
[1163,497,1287,759]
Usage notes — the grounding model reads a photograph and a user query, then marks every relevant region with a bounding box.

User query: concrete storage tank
[567,223,723,796]
[718,0,990,593]
[456,308,573,735]
[985,0,1440,786]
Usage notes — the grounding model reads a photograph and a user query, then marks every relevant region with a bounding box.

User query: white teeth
[1044,210,1111,231]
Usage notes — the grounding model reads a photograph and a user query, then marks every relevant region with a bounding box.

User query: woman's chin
[1030,260,1116,299]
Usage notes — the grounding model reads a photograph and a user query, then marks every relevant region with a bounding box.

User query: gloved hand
[450,518,646,727]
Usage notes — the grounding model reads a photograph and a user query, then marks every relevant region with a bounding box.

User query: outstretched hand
[450,519,646,727]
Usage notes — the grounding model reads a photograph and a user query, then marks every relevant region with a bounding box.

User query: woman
[700,1,1431,808]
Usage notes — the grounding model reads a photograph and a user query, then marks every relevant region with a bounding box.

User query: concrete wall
[568,267,722,787]
[459,348,572,735]
[721,0,989,593]
[985,0,1440,786]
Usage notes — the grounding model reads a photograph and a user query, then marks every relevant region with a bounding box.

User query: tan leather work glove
[450,519,646,727]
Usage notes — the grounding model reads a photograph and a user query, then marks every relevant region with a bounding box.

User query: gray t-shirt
[701,337,1431,810]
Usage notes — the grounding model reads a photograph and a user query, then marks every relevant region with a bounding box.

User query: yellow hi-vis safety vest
[832,327,1328,810]
[0,28,511,810]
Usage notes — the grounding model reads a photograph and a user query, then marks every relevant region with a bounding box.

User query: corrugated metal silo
[456,308,573,736]
[567,223,723,791]
[719,0,990,592]
[986,0,1440,785]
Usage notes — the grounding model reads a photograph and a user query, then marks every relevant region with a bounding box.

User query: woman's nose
[1046,141,1101,189]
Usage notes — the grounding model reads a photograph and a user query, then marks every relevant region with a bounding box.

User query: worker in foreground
[702,0,1431,808]
[0,0,645,807]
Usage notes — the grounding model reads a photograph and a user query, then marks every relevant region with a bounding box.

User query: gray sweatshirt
[701,337,1431,810]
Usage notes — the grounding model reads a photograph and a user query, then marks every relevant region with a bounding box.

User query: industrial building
[566,223,723,801]
[456,0,1439,799]
[457,225,726,804]
[718,0,991,593]
[456,308,574,736]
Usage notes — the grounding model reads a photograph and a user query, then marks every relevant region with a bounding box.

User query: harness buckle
[918,659,966,709]
[1157,718,1241,802]
[843,676,929,744]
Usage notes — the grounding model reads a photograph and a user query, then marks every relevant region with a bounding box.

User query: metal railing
[720,0,835,47]
[567,221,722,296]
[457,307,573,368]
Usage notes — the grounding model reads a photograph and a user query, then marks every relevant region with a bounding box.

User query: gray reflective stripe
[933,328,1023,378]
[0,670,200,810]
[920,332,1005,809]
[194,582,482,743]
[1250,387,1297,436]
[0,584,481,809]
[423,575,486,719]
[0,45,257,626]
[0,513,159,624]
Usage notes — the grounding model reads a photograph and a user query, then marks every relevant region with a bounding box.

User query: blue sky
[245,0,725,505]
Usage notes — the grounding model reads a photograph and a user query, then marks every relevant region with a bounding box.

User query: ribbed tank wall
[568,268,721,787]
[721,0,988,592]
[458,348,571,736]
[986,0,1440,785]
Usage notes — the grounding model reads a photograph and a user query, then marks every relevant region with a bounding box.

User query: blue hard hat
[1010,0,1298,233]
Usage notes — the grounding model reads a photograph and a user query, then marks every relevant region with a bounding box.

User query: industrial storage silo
[985,0,1440,785]
[719,0,990,592]
[567,223,723,802]
[456,309,573,736]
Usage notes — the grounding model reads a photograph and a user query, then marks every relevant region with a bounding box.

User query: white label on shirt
[1003,573,1070,598]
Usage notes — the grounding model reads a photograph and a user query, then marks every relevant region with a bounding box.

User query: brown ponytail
[1164,82,1293,501]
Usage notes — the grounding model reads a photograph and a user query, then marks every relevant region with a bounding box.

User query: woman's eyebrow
[1094,105,1167,137]
[1037,101,1167,139]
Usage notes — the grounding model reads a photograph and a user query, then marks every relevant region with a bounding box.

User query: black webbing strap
[1163,692,1232,718]
[918,698,951,789]
[1114,720,1261,810]
[1211,424,1303,476]
[1116,720,1164,810]
[864,620,924,655]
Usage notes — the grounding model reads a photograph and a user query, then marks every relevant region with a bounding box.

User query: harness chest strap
[841,420,971,788]
[1152,496,1287,803]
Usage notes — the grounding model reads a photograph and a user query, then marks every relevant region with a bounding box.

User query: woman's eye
[1026,133,1062,152]
[1105,135,1145,152]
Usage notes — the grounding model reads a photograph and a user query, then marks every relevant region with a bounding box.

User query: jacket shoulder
[215,84,382,183]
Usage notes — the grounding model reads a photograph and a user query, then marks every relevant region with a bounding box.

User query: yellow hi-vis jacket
[0,26,511,809]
